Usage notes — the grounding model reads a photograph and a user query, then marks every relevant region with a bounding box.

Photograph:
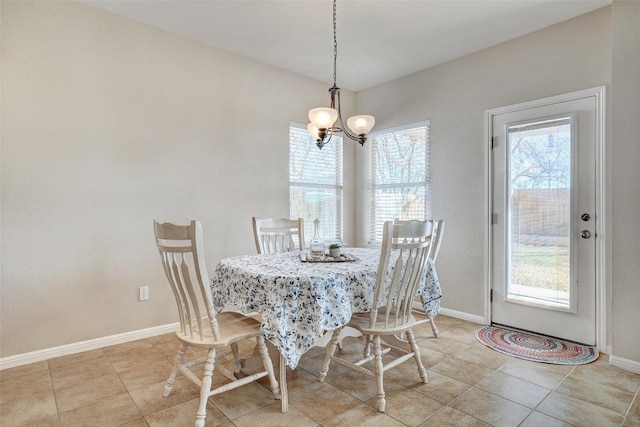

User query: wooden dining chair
[318,220,432,412]
[252,217,305,254]
[154,220,280,427]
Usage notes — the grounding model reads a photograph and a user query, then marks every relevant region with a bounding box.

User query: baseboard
[609,354,640,374]
[0,322,179,371]
[439,307,487,325]
[411,302,487,325]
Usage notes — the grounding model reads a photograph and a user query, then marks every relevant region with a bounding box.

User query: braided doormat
[475,325,598,365]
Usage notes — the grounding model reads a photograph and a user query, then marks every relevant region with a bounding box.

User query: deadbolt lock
[581,213,591,222]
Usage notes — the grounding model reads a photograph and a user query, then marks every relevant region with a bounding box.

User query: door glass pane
[507,117,571,308]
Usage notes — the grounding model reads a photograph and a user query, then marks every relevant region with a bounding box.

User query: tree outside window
[289,124,343,243]
[368,122,431,242]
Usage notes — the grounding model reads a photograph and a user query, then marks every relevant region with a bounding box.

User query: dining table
[210,246,441,411]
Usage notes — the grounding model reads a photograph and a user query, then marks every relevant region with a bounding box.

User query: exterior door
[490,90,601,345]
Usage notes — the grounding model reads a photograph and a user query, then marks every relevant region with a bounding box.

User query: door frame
[484,86,607,352]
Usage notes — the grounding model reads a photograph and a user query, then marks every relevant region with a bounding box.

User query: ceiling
[85,0,611,92]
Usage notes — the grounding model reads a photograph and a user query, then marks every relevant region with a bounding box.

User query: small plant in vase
[328,243,341,258]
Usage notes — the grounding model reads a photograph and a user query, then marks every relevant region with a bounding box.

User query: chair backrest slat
[181,255,205,340]
[154,220,221,341]
[372,220,433,330]
[253,217,305,254]
[161,252,186,334]
[169,254,193,337]
[429,220,445,263]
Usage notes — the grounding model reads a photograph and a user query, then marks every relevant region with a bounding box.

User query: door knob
[580,230,591,239]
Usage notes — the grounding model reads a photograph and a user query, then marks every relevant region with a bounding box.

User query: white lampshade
[308,107,338,129]
[347,115,375,136]
[307,123,320,140]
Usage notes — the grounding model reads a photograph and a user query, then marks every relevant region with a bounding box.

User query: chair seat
[348,310,417,336]
[176,311,262,348]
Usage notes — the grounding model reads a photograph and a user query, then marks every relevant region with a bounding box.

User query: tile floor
[1,315,639,426]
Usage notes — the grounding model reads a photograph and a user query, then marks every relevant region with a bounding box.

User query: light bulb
[308,108,338,128]
[347,115,375,136]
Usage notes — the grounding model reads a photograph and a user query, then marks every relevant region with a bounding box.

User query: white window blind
[289,124,343,243]
[368,122,431,242]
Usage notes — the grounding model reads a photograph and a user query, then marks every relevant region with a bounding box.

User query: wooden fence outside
[511,188,570,246]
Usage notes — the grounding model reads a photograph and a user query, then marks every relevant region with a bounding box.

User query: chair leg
[406,329,428,383]
[257,336,281,400]
[363,334,372,358]
[428,314,440,338]
[420,295,440,338]
[195,348,216,427]
[164,344,187,397]
[372,335,386,412]
[318,328,341,382]
[231,342,241,373]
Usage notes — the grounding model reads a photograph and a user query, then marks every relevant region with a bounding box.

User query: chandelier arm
[333,90,359,142]
[317,132,333,149]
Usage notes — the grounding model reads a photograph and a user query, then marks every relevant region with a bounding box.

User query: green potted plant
[328,243,341,258]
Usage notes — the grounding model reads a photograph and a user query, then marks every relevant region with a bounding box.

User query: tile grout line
[527,363,575,414]
[45,359,63,427]
[621,385,640,426]
[115,339,152,425]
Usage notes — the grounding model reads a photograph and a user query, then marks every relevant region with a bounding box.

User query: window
[289,123,343,243]
[368,121,431,242]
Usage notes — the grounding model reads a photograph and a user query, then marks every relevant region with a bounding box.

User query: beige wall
[356,7,612,322]
[0,0,357,357]
[2,1,638,367]
[611,0,640,364]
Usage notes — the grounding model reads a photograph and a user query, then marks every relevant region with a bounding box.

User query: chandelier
[307,0,375,149]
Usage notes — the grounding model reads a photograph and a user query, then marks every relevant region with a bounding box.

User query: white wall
[356,8,612,323]
[611,1,640,364]
[0,1,357,357]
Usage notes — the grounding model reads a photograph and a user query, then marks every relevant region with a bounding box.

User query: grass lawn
[511,243,569,292]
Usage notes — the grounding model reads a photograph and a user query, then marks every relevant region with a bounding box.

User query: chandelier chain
[332,0,337,86]
[308,0,373,148]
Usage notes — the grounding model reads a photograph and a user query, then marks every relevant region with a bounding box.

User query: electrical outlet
[139,286,149,301]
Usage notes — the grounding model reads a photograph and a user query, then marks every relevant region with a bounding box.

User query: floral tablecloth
[210,247,441,369]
